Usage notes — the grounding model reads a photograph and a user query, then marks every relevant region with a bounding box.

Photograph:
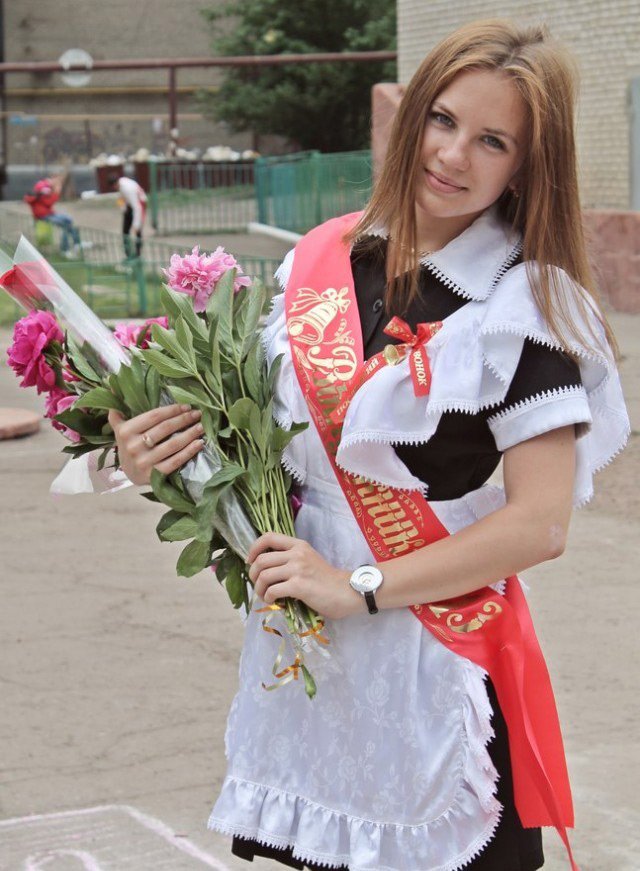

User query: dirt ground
[0,309,638,870]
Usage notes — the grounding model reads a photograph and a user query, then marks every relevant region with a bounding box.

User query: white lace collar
[370,205,523,302]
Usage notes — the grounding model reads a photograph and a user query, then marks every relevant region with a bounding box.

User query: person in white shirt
[108,173,147,259]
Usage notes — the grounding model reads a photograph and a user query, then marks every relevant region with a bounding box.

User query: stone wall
[4,0,252,162]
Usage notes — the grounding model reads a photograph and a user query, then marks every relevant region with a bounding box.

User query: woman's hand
[248,532,365,620]
[107,404,205,486]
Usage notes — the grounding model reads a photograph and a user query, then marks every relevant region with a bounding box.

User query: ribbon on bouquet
[284,211,579,870]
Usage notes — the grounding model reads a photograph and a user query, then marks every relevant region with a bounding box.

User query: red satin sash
[284,212,579,869]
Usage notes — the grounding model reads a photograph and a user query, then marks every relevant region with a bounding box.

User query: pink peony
[44,387,80,442]
[163,246,251,313]
[113,316,169,349]
[7,310,64,394]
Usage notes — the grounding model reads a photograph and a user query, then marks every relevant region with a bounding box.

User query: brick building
[396,1,640,210]
[3,0,252,166]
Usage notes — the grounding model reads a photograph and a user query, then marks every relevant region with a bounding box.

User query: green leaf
[96,446,111,471]
[194,464,246,540]
[209,323,222,388]
[150,468,195,514]
[260,399,275,455]
[200,407,219,442]
[140,490,161,503]
[202,462,246,491]
[111,357,148,417]
[144,364,161,408]
[176,538,211,577]
[243,338,264,403]
[150,323,196,371]
[249,401,263,454]
[55,408,105,437]
[61,441,101,458]
[246,453,264,495]
[175,316,197,369]
[159,284,183,322]
[167,383,213,408]
[107,372,126,404]
[140,349,194,379]
[227,396,258,431]
[161,285,209,340]
[206,269,235,354]
[156,510,199,542]
[225,560,248,610]
[74,386,125,413]
[267,353,283,393]
[65,334,103,384]
[240,280,266,357]
[81,434,115,446]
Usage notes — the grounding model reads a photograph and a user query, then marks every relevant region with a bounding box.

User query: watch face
[350,565,383,594]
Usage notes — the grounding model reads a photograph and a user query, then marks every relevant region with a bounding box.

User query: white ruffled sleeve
[481,264,630,506]
[335,262,630,508]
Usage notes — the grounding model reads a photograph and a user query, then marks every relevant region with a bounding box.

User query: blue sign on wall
[9,115,38,127]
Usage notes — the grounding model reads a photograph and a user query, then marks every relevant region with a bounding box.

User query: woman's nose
[438,135,470,171]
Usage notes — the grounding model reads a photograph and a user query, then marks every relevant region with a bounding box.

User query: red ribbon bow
[383,316,442,397]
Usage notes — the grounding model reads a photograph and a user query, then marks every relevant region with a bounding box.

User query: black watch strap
[364,590,379,615]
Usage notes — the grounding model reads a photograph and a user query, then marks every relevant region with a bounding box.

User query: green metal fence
[148,158,257,235]
[145,150,373,237]
[0,207,282,326]
[255,150,373,233]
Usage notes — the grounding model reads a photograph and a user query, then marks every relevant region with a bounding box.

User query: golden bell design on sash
[288,287,351,345]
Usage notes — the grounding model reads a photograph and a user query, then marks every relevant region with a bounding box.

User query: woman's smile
[424,168,467,194]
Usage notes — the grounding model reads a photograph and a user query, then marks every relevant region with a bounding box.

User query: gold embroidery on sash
[352,478,426,555]
[428,600,503,633]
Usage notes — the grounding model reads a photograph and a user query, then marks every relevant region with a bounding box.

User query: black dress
[231,241,581,870]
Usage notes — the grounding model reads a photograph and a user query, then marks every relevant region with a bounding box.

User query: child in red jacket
[24,176,81,258]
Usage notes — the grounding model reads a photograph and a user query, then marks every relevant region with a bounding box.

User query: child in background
[107,173,147,260]
[24,176,82,259]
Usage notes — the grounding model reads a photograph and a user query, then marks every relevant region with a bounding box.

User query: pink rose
[7,310,64,394]
[163,246,251,313]
[44,387,80,442]
[113,316,169,349]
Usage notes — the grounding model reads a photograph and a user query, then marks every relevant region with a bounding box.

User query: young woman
[110,19,629,871]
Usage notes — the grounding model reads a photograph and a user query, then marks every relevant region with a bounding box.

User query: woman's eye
[431,112,453,127]
[483,135,505,151]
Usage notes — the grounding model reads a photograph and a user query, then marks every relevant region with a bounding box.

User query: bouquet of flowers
[3,237,326,698]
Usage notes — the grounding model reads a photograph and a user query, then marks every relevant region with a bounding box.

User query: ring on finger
[142,432,156,449]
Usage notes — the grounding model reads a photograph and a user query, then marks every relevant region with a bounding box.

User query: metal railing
[255,150,372,233]
[145,150,373,237]
[0,207,282,325]
[148,159,257,234]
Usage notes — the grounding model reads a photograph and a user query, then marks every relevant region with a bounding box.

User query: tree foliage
[199,0,396,152]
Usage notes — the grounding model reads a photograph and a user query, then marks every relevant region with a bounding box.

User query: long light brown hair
[349,19,617,356]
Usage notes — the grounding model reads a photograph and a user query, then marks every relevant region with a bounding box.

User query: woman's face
[415,68,527,238]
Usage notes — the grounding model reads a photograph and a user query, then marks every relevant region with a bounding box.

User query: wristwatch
[349,565,384,615]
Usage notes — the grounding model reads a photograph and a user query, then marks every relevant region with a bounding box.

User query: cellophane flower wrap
[3,236,132,463]
[2,237,325,698]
